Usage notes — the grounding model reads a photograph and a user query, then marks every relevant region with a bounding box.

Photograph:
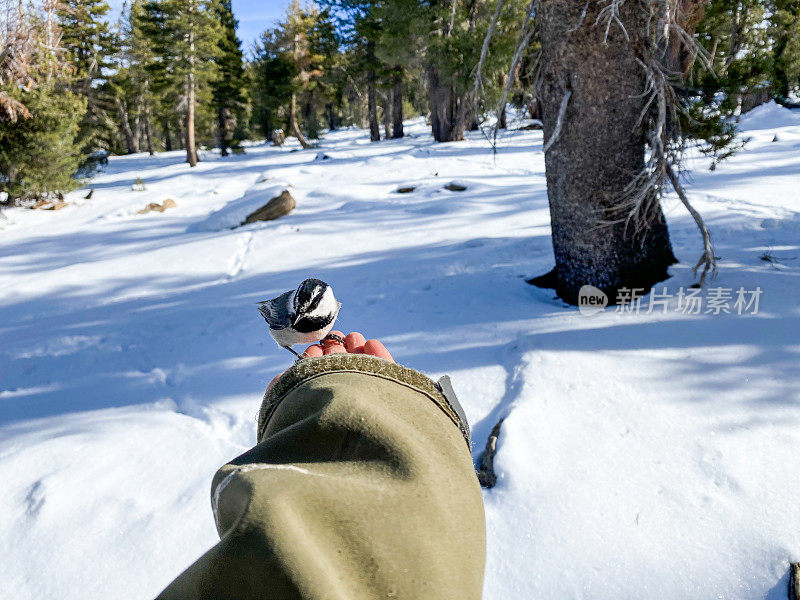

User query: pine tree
[115,0,159,155]
[57,0,116,149]
[276,2,330,148]
[0,0,86,202]
[0,84,87,201]
[212,0,248,156]
[251,29,294,139]
[141,0,221,166]
[769,0,800,104]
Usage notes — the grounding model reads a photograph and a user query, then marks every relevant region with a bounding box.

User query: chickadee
[257,278,342,358]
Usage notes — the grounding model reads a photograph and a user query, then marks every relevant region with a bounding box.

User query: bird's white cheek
[306,288,338,319]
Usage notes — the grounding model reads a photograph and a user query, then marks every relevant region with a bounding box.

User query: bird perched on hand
[257,278,342,358]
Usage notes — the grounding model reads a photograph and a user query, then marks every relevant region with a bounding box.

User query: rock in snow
[240,189,295,226]
[137,198,177,214]
[190,181,293,231]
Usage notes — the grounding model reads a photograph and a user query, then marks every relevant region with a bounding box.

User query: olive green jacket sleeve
[156,354,486,600]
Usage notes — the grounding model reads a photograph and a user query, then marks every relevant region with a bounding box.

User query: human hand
[266,331,394,393]
[301,331,394,362]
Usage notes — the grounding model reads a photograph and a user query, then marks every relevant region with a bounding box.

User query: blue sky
[108,0,288,56]
[231,0,288,52]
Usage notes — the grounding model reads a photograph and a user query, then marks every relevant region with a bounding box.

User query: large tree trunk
[115,96,139,154]
[218,107,230,157]
[382,91,392,139]
[367,79,380,142]
[163,116,172,152]
[533,0,676,305]
[326,103,336,131]
[142,91,154,156]
[427,66,465,142]
[186,3,199,167]
[391,78,404,138]
[427,67,450,142]
[498,74,507,129]
[289,92,311,149]
[186,73,198,167]
[454,94,473,136]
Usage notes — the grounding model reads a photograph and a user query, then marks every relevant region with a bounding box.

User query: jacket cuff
[258,354,471,450]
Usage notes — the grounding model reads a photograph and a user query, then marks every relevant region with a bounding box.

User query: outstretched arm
[156,333,484,600]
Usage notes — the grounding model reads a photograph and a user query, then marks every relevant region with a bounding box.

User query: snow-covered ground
[1,103,798,599]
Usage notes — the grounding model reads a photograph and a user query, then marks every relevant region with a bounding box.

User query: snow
[738,100,800,131]
[1,108,799,599]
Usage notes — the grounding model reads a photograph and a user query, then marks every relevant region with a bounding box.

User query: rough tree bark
[217,107,231,157]
[115,96,138,154]
[141,90,154,156]
[531,0,676,305]
[367,78,381,142]
[289,92,311,149]
[391,76,404,138]
[428,66,464,142]
[185,72,198,167]
[382,90,392,139]
[326,103,336,131]
[163,116,172,152]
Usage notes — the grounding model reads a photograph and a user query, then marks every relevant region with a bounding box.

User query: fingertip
[302,344,323,358]
[345,332,366,353]
[364,339,394,362]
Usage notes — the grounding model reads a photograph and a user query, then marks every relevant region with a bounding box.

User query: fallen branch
[476,418,505,488]
[666,164,717,287]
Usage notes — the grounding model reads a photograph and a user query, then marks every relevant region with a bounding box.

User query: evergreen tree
[274,2,331,148]
[141,0,221,166]
[0,83,87,201]
[57,0,116,149]
[212,0,248,156]
[251,29,294,139]
[0,0,86,202]
[769,0,800,104]
[115,0,159,155]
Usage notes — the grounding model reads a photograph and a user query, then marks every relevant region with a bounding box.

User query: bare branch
[472,0,506,120]
[570,0,591,32]
[542,87,571,154]
[595,0,630,43]
[666,164,717,287]
[490,1,536,146]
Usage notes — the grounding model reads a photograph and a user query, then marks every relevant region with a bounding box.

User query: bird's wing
[257,290,294,329]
